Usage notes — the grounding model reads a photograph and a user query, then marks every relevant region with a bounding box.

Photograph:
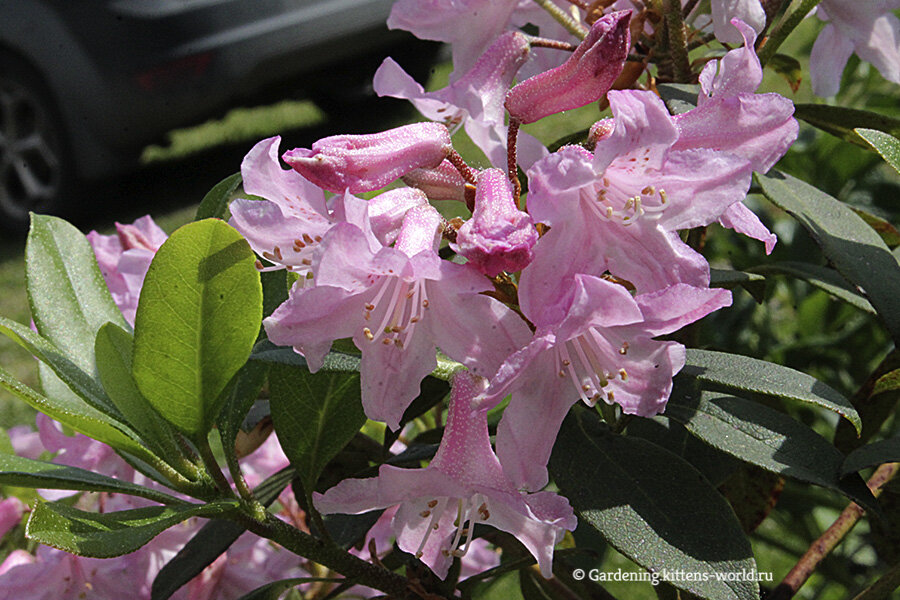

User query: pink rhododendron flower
[366,188,429,247]
[810,0,900,96]
[672,19,797,253]
[451,168,538,276]
[506,11,631,124]
[283,123,452,193]
[488,276,732,491]
[87,215,167,325]
[314,372,576,579]
[264,205,532,429]
[0,498,25,540]
[709,0,766,43]
[375,30,547,170]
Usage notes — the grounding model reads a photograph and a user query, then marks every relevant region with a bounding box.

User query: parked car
[0,0,437,230]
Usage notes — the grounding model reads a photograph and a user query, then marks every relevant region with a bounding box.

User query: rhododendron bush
[1,1,900,599]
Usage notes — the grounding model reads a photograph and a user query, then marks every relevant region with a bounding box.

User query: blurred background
[2,3,900,598]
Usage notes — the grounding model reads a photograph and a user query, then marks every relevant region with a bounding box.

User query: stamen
[415,499,445,559]
[619,368,628,381]
[302,233,315,245]
[620,341,629,355]
[273,246,283,261]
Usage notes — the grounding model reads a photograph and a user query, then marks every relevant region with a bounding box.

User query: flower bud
[452,169,538,276]
[402,159,470,203]
[505,10,631,124]
[283,122,452,193]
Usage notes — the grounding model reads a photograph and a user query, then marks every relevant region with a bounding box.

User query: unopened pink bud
[505,10,631,124]
[587,118,615,149]
[402,159,469,203]
[452,169,538,276]
[283,122,452,193]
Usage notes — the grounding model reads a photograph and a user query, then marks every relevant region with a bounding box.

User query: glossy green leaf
[25,214,129,377]
[268,364,366,490]
[235,578,341,600]
[195,172,243,221]
[132,219,263,438]
[749,262,874,314]
[0,452,182,505]
[842,435,900,476]
[857,128,900,174]
[664,390,878,513]
[681,349,861,433]
[26,500,236,558]
[215,360,269,460]
[151,467,294,600]
[757,171,900,344]
[95,323,182,459]
[0,363,156,466]
[0,315,122,419]
[549,407,758,600]
[793,104,900,148]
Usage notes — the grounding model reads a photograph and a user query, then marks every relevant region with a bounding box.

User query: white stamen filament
[415,498,445,558]
[362,276,427,348]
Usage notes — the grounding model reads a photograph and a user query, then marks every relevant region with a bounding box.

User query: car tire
[0,52,74,232]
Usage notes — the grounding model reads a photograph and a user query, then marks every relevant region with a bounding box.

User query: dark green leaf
[216,360,269,460]
[520,569,555,600]
[151,467,293,600]
[0,362,156,465]
[0,452,182,504]
[132,219,263,438]
[709,269,766,303]
[95,323,182,459]
[549,407,758,600]
[757,171,900,344]
[268,364,366,490]
[26,500,236,558]
[0,315,124,421]
[851,207,900,249]
[768,54,802,92]
[842,435,900,476]
[657,83,699,115]
[235,578,341,600]
[749,262,874,314]
[857,128,900,174]
[25,214,130,380]
[793,104,900,148]
[322,511,383,549]
[195,172,242,221]
[664,390,878,513]
[250,340,360,372]
[681,349,861,433]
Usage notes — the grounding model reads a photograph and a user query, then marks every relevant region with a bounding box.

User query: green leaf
[664,389,878,513]
[709,269,766,303]
[549,407,759,600]
[95,323,183,459]
[757,171,900,344]
[520,569,556,600]
[842,435,900,476]
[0,452,182,504]
[749,262,874,314]
[216,360,270,460]
[0,362,157,466]
[856,128,900,174]
[681,349,861,433]
[195,172,243,221]
[268,364,366,491]
[793,104,900,148]
[27,500,236,558]
[25,214,129,378]
[0,315,123,420]
[151,467,294,600]
[132,219,263,438]
[768,54,803,92]
[851,207,900,249]
[250,340,361,372]
[235,578,341,600]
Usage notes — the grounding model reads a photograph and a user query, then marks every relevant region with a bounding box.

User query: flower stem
[532,0,588,40]
[661,0,692,83]
[508,118,523,208]
[243,512,414,597]
[196,435,236,498]
[768,462,900,599]
[757,0,823,67]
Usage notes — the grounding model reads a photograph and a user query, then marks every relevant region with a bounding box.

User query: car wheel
[0,54,72,232]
